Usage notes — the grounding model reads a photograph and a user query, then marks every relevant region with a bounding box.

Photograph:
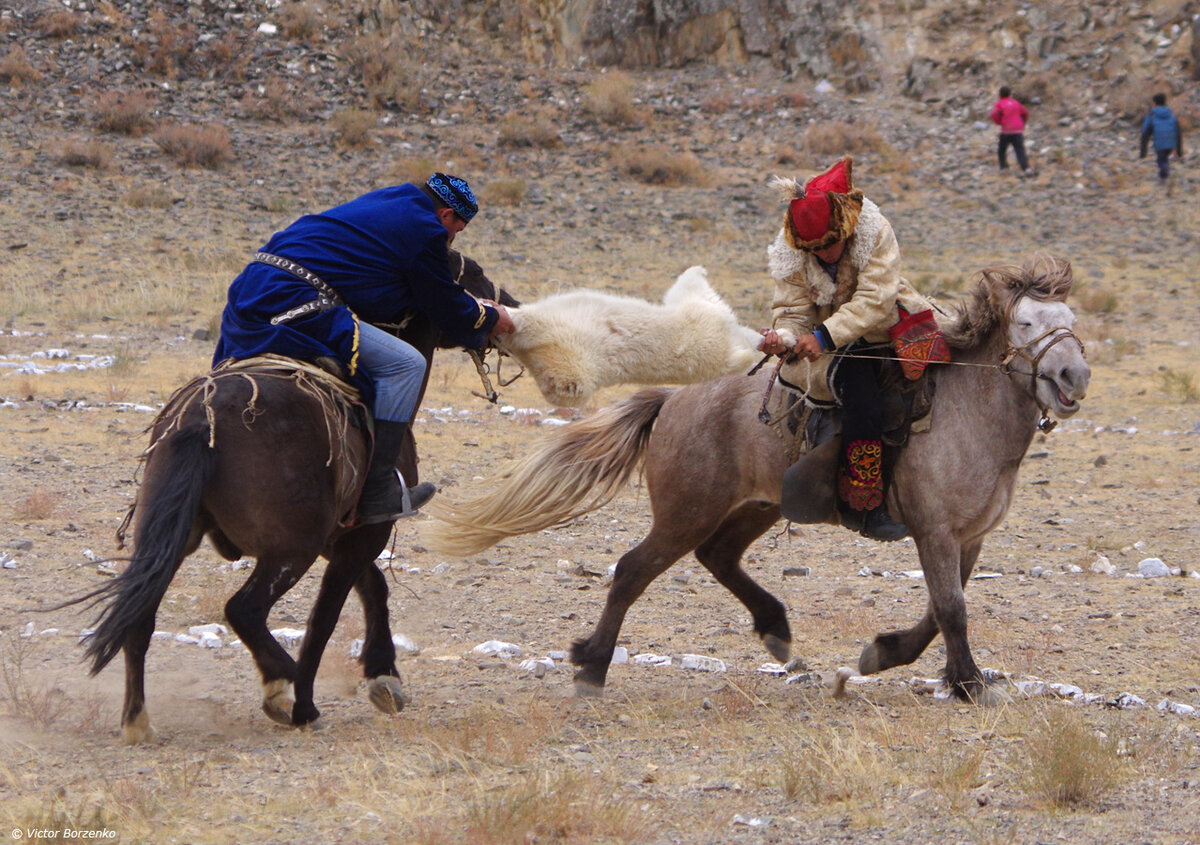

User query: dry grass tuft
[1074,283,1119,314]
[583,71,638,126]
[153,123,233,168]
[331,107,375,149]
[485,178,526,206]
[246,77,318,122]
[390,156,439,184]
[497,113,560,148]
[280,1,324,41]
[138,9,196,77]
[613,146,706,186]
[1021,710,1129,808]
[1157,368,1199,403]
[343,33,424,111]
[14,490,58,520]
[802,121,893,157]
[0,635,70,728]
[35,9,80,39]
[58,139,113,170]
[124,185,174,209]
[0,46,43,85]
[92,90,157,135]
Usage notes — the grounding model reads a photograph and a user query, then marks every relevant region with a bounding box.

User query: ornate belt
[253,252,345,326]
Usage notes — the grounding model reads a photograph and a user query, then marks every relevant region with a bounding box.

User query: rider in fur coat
[758,156,934,541]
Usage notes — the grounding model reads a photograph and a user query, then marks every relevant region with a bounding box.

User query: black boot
[860,506,908,542]
[357,420,436,525]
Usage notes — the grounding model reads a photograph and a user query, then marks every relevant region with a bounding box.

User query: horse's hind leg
[353,559,409,716]
[693,504,790,662]
[571,528,698,694]
[120,612,159,745]
[224,555,314,726]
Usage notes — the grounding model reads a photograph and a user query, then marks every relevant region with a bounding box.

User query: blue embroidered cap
[426,173,478,222]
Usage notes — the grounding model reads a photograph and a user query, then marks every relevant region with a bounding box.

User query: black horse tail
[82,424,216,675]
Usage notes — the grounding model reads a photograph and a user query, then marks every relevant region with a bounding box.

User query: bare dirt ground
[3,7,1200,844]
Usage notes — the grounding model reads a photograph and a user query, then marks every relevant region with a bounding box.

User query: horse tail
[424,387,672,556]
[81,424,216,675]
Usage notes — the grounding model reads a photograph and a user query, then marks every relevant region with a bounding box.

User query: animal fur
[497,265,762,407]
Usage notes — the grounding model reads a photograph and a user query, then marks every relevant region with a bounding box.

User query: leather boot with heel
[357,420,436,525]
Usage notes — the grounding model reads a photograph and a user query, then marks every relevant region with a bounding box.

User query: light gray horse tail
[423,387,672,557]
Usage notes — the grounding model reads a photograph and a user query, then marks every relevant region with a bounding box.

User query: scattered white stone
[198,631,222,648]
[909,677,942,695]
[431,562,451,574]
[151,631,172,640]
[548,650,568,661]
[20,621,34,638]
[1073,692,1106,706]
[257,22,277,34]
[189,623,228,638]
[473,639,521,658]
[499,405,516,415]
[519,657,557,677]
[611,646,628,664]
[541,418,570,427]
[1015,680,1048,698]
[77,628,95,643]
[228,639,244,650]
[393,633,419,654]
[633,652,671,666]
[1157,699,1197,717]
[758,662,788,676]
[1090,554,1116,575]
[675,654,726,673]
[1031,566,1044,578]
[271,627,306,649]
[1138,558,1171,578]
[230,558,253,570]
[377,549,395,561]
[1110,692,1147,710]
[732,814,771,828]
[1049,682,1083,698]
[1,552,16,569]
[814,79,835,94]
[1066,564,1083,574]
[898,570,925,579]
[174,634,200,645]
[971,572,1002,580]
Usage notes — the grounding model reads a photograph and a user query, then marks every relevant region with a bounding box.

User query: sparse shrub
[124,185,174,208]
[14,490,57,520]
[246,77,317,121]
[1,634,70,728]
[1022,711,1128,808]
[389,156,438,184]
[781,85,809,109]
[700,92,734,114]
[0,46,42,85]
[497,113,560,148]
[1158,368,1200,403]
[613,146,705,186]
[35,9,80,39]
[93,90,156,135]
[58,139,113,169]
[198,32,249,81]
[802,120,891,157]
[330,107,375,149]
[281,2,323,40]
[1075,284,1118,314]
[343,33,423,111]
[144,9,197,77]
[485,179,526,206]
[583,71,637,126]
[153,123,233,169]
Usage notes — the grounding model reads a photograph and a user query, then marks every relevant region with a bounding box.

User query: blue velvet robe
[213,184,497,403]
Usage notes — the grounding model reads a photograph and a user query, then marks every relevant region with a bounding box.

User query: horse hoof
[573,679,605,698]
[761,633,791,663]
[262,679,295,726]
[367,676,409,715]
[122,710,159,745]
[857,642,883,676]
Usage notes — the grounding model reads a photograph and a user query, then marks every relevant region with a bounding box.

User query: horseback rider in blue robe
[213,174,514,524]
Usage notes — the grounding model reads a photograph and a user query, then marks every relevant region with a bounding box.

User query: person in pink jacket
[990,86,1035,176]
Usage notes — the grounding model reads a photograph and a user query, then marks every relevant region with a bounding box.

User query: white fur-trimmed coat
[497,266,762,407]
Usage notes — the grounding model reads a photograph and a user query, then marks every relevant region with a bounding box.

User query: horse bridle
[998,296,1086,432]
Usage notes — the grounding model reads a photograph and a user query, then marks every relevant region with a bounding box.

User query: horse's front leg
[859,540,983,677]
[352,549,409,716]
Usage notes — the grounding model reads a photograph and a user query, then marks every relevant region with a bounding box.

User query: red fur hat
[784,156,864,252]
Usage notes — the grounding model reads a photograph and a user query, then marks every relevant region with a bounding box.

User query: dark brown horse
[426,259,1090,703]
[72,252,517,744]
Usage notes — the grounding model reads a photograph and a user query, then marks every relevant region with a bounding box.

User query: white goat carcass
[497,265,762,407]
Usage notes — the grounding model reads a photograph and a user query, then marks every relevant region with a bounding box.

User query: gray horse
[426,258,1090,703]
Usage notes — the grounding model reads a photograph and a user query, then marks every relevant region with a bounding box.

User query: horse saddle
[777,360,935,524]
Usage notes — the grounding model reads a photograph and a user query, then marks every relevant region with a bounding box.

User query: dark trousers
[997,133,1029,171]
[1155,148,1172,180]
[829,349,886,512]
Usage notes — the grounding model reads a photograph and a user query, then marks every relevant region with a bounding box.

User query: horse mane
[942,256,1074,350]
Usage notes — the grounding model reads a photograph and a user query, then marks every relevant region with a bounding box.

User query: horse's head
[990,258,1090,421]
[448,249,521,308]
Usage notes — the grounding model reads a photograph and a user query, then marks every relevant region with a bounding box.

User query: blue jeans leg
[356,321,427,423]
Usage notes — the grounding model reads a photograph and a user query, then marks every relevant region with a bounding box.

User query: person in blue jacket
[1139,93,1184,183]
[213,174,514,524]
